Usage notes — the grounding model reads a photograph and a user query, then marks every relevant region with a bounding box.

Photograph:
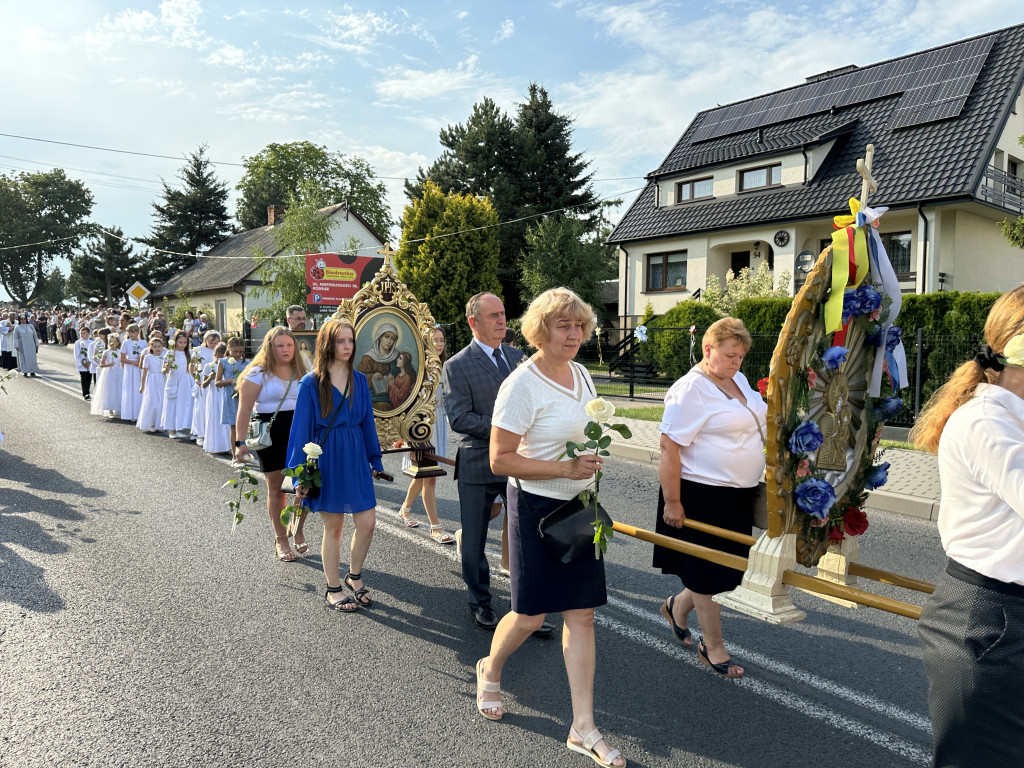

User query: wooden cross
[856,144,878,209]
[378,241,397,265]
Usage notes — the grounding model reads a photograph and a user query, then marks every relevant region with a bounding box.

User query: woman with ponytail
[911,285,1024,767]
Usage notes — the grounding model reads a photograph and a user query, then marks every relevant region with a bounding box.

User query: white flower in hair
[1004,334,1024,368]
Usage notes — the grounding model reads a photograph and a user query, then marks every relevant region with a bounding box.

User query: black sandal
[344,572,372,607]
[325,585,358,612]
[697,638,744,678]
[660,595,692,647]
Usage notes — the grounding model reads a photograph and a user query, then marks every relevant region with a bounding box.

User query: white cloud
[214,82,332,123]
[111,76,188,98]
[375,55,482,101]
[81,0,211,52]
[317,7,398,54]
[204,44,247,68]
[494,19,515,42]
[455,10,470,20]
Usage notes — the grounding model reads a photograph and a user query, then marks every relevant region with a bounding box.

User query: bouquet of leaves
[189,352,204,384]
[280,443,324,533]
[559,397,632,556]
[163,352,177,370]
[224,464,261,531]
[92,343,105,365]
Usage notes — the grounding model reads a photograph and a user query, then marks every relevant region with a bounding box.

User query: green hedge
[643,301,724,380]
[734,297,793,333]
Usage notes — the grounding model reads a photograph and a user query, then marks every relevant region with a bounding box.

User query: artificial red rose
[757,377,769,398]
[844,506,869,536]
[828,525,845,542]
[806,367,818,390]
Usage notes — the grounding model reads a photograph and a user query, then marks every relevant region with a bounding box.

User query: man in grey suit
[443,293,554,636]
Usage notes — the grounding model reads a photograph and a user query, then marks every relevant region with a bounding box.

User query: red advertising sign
[305,252,384,306]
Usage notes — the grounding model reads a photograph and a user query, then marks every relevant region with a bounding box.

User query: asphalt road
[0,344,943,767]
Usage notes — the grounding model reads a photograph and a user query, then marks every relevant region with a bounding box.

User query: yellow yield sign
[127,281,150,305]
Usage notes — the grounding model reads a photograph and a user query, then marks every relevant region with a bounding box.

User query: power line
[0,132,645,183]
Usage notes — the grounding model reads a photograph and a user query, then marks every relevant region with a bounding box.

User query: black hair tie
[974,344,1005,372]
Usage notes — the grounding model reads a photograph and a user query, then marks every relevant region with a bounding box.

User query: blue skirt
[507,484,607,616]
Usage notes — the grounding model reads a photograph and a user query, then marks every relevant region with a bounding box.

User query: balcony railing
[977,165,1024,214]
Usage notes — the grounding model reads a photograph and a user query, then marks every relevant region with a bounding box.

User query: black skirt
[508,484,607,616]
[653,478,756,595]
[253,409,294,474]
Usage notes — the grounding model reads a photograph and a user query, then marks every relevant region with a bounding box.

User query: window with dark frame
[675,177,714,203]
[739,163,782,191]
[881,231,913,275]
[645,251,687,292]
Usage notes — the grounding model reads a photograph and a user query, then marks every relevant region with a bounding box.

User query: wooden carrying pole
[678,519,934,594]
[612,520,925,620]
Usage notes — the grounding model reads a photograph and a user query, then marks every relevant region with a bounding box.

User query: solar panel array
[688,35,995,143]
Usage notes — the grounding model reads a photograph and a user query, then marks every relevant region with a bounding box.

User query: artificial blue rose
[788,420,824,454]
[866,323,882,346]
[794,478,837,519]
[854,285,882,315]
[885,326,901,353]
[634,324,648,342]
[865,462,891,490]
[821,346,849,370]
[842,290,857,323]
[874,397,903,417]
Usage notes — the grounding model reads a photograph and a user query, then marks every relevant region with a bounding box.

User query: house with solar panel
[607,24,1024,326]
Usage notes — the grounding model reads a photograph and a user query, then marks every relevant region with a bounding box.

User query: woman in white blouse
[479,288,624,768]
[233,327,310,562]
[911,285,1024,767]
[655,317,765,679]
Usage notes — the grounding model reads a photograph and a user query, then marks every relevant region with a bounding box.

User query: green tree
[395,181,502,325]
[519,215,614,316]
[406,84,598,313]
[0,169,94,304]
[36,267,67,306]
[69,226,145,305]
[236,141,391,238]
[144,144,233,287]
[249,180,362,325]
[1000,135,1024,248]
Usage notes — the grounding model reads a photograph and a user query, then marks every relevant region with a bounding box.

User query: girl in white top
[162,331,193,438]
[911,285,1024,767]
[189,330,220,444]
[137,335,167,432]
[202,342,231,454]
[120,325,146,421]
[232,327,309,562]
[484,288,624,768]
[88,330,108,382]
[94,334,123,418]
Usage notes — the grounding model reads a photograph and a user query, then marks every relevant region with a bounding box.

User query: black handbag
[516,480,612,564]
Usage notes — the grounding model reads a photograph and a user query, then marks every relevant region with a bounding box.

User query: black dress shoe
[471,605,499,630]
[532,620,557,638]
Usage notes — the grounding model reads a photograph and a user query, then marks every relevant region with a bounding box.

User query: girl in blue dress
[287,318,386,612]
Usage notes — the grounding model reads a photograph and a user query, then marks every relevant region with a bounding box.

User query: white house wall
[992,86,1024,169]
[945,207,1024,291]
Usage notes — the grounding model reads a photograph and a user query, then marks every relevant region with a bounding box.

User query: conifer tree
[69,226,144,305]
[145,144,232,286]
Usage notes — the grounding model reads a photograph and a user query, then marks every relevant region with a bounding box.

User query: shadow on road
[0,454,109,613]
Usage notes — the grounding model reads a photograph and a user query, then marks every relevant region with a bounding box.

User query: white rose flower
[1004,334,1024,367]
[303,442,323,459]
[584,397,615,423]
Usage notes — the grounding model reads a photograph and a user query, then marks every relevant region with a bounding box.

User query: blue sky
[2,0,1023,300]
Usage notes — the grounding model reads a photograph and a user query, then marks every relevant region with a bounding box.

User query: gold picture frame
[331,244,442,449]
[291,330,318,372]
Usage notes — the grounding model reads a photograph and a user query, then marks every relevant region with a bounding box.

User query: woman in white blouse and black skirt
[655,318,765,680]
[480,288,624,768]
[233,327,310,562]
[911,285,1024,768]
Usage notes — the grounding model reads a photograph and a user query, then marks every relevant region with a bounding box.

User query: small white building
[151,203,385,336]
[608,24,1024,325]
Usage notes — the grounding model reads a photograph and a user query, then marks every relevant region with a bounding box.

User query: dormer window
[739,163,782,191]
[675,177,713,203]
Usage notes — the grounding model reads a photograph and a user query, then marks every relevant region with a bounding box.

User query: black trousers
[79,371,92,398]
[0,351,14,370]
[457,477,507,609]
[919,559,1024,767]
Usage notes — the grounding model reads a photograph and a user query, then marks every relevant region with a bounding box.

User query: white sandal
[430,524,455,544]
[567,726,625,767]
[399,506,419,528]
[475,658,503,720]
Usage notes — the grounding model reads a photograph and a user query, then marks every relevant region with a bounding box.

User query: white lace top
[493,360,597,501]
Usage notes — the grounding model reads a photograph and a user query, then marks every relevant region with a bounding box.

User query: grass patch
[614,406,665,422]
[880,439,926,453]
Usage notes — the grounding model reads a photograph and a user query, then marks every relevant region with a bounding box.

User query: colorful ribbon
[825,199,871,334]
